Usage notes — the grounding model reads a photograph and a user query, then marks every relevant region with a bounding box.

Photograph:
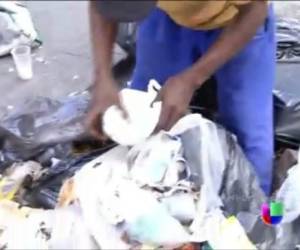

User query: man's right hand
[85,78,125,141]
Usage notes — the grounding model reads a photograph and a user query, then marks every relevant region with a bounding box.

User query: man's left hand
[154,70,202,132]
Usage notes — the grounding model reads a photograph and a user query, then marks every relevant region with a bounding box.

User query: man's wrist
[185,66,210,89]
[94,70,113,84]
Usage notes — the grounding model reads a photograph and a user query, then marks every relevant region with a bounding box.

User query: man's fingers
[89,128,106,141]
[165,110,183,131]
[158,105,187,132]
[85,111,107,141]
[154,103,172,133]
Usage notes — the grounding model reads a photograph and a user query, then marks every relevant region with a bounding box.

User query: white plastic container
[11,45,33,80]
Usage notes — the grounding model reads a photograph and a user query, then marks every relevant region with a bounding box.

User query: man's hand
[86,78,125,141]
[87,2,120,141]
[154,70,201,132]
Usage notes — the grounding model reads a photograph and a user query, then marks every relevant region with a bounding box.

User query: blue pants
[130,7,276,194]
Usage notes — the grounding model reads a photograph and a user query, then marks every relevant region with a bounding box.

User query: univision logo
[261,202,284,225]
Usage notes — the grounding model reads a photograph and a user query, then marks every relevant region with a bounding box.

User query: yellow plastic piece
[0,178,20,200]
[218,216,256,250]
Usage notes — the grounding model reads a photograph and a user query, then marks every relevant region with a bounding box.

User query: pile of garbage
[0,114,257,249]
[0,113,300,249]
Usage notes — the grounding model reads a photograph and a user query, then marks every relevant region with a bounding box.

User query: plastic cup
[11,45,33,80]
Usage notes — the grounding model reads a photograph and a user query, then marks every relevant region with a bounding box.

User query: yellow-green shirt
[157,0,251,30]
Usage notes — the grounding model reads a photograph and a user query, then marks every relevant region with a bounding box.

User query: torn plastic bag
[0,1,42,56]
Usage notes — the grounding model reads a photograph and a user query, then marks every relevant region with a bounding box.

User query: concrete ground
[0,1,126,111]
[0,1,299,114]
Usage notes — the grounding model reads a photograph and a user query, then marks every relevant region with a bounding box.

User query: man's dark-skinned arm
[155,0,268,131]
[86,1,126,140]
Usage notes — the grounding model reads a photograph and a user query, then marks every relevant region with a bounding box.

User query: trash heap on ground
[0,106,300,249]
[0,114,257,249]
[0,15,300,249]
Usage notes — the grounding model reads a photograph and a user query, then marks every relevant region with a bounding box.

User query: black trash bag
[0,92,91,168]
[24,143,116,209]
[275,18,300,149]
[274,89,300,149]
[176,115,299,249]
[276,18,300,62]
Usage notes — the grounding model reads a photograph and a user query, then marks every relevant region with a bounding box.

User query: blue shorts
[130,7,276,194]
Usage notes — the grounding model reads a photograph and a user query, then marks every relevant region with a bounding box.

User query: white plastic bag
[169,114,225,210]
[103,79,161,146]
[276,149,300,223]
